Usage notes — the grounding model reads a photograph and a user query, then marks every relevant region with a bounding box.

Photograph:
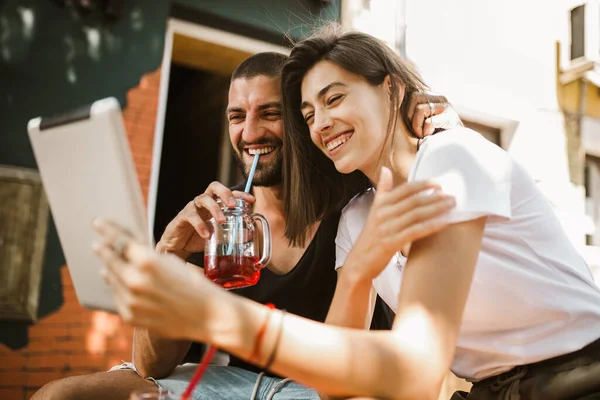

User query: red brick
[37,313,74,327]
[0,70,163,399]
[66,324,93,339]
[27,353,69,369]
[58,298,87,313]
[66,352,104,369]
[54,338,87,353]
[26,335,58,353]
[25,388,41,400]
[0,369,27,386]
[25,370,63,387]
[0,387,22,400]
[0,350,27,369]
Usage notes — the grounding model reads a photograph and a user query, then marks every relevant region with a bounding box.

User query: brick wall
[0,68,162,400]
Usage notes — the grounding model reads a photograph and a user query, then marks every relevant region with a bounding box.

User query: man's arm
[133,180,255,378]
[132,328,192,378]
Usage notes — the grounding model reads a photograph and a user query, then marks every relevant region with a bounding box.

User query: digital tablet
[27,97,150,313]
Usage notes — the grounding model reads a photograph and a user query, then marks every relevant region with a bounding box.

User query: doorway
[148,19,288,243]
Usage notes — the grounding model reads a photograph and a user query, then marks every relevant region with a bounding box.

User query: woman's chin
[333,159,358,175]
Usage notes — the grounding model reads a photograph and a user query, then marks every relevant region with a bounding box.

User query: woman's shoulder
[422,126,494,148]
[417,127,510,171]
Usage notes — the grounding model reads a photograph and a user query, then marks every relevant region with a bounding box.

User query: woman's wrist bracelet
[264,309,286,372]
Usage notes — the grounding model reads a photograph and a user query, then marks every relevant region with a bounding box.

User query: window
[585,156,600,245]
[571,4,586,61]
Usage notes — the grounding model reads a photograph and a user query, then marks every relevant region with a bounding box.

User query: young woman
[93,25,600,400]
[280,24,600,399]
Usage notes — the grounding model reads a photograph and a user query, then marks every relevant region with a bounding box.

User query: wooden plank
[0,165,48,322]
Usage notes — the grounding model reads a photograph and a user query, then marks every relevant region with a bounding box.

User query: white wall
[404,0,563,119]
[404,0,589,245]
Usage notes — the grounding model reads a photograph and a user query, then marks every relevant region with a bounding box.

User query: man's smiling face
[227,75,283,187]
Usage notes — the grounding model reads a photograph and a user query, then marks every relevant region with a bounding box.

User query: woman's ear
[384,74,406,108]
[384,75,393,97]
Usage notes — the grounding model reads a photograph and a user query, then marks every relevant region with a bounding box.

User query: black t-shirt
[184,189,395,375]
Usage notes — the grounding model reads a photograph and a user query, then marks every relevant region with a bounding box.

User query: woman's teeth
[327,137,349,151]
[248,147,275,155]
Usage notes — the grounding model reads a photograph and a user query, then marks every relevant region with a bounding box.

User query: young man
[32,52,459,400]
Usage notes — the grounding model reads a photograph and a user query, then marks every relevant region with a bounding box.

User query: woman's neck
[363,128,419,188]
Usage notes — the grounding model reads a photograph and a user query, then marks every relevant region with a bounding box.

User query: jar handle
[252,213,272,267]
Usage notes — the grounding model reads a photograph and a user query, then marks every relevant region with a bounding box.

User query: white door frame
[147,18,289,243]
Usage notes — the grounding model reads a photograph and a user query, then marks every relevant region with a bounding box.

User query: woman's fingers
[377,190,454,222]
[379,199,453,246]
[375,194,455,253]
[93,241,129,275]
[92,218,132,245]
[380,180,441,204]
[93,239,158,295]
[95,243,167,327]
[383,195,454,230]
[385,215,450,249]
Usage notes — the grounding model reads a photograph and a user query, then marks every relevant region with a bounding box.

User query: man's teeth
[248,147,275,155]
[326,137,349,151]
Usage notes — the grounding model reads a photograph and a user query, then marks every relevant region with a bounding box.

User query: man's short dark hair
[231,52,288,81]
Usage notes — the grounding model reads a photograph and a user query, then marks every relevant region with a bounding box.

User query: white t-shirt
[335,127,600,381]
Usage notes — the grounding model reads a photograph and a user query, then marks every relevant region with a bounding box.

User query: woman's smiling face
[300,60,392,176]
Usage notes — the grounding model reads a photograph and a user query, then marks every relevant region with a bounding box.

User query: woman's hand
[92,218,219,341]
[344,167,455,282]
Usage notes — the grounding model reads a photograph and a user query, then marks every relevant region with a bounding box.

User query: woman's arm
[94,217,482,399]
[212,219,485,400]
[323,172,455,331]
[324,269,377,329]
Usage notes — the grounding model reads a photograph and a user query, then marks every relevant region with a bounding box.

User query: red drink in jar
[204,198,271,289]
[204,255,264,289]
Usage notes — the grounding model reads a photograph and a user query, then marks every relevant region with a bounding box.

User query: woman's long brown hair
[282,24,428,247]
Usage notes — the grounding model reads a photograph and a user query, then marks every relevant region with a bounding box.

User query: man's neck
[252,184,285,217]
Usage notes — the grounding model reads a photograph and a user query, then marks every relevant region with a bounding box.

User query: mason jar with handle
[204,198,272,289]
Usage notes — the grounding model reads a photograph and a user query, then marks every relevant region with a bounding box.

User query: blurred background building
[344,0,600,283]
[0,0,598,399]
[0,1,338,398]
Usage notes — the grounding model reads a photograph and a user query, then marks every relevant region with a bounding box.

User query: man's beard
[233,139,283,187]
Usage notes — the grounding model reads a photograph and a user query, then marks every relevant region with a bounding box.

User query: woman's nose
[313,111,333,134]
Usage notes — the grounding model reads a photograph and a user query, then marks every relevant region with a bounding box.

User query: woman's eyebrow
[301,82,347,110]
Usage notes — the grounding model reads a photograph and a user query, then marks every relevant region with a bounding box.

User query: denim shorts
[110,362,319,400]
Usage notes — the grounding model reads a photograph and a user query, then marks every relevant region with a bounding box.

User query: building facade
[0,1,339,398]
[344,0,600,281]
[342,0,600,396]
